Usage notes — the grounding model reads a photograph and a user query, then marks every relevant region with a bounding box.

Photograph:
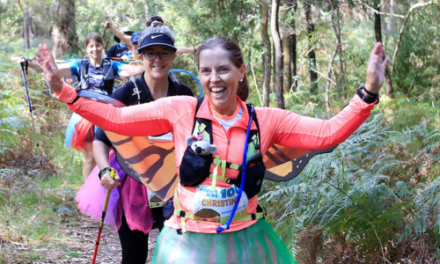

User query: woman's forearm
[93,141,111,170]
[119,65,144,77]
[108,25,132,46]
[266,94,373,150]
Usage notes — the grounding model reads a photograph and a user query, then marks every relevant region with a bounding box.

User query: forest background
[1,0,440,263]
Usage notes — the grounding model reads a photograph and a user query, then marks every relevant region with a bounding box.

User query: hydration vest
[79,58,115,95]
[175,97,267,233]
[179,97,266,199]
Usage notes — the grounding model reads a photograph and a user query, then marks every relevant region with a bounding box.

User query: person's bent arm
[176,43,201,54]
[119,64,144,77]
[106,22,132,46]
[93,140,120,190]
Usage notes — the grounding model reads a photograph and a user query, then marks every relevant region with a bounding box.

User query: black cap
[131,32,141,44]
[114,30,134,43]
[137,33,177,53]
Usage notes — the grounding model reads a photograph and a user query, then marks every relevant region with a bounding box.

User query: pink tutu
[75,151,153,234]
[119,176,153,233]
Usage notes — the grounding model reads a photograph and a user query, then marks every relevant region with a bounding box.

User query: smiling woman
[37,33,388,263]
[134,20,177,98]
[198,41,247,116]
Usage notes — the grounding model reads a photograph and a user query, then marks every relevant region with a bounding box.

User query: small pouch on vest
[162,198,175,220]
[179,146,213,186]
[234,153,265,198]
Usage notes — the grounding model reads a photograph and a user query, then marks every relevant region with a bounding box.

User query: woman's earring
[240,79,243,82]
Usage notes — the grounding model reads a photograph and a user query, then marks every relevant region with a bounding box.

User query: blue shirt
[68,59,124,95]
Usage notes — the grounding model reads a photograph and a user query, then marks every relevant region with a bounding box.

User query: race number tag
[192,185,248,224]
[147,188,165,208]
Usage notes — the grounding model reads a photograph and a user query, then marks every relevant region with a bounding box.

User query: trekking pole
[91,168,116,264]
[19,58,43,167]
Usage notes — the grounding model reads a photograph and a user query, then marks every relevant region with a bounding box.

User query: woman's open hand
[365,42,390,94]
[36,44,63,93]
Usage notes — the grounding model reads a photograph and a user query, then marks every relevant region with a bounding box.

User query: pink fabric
[75,152,121,232]
[119,176,153,234]
[60,82,375,233]
[75,151,153,234]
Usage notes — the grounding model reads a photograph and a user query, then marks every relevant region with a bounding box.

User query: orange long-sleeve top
[57,82,374,233]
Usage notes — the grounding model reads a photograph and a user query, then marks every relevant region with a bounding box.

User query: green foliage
[261,108,440,259]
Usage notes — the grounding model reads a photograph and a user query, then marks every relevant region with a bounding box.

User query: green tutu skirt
[152,219,298,264]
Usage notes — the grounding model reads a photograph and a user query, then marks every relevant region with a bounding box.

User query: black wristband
[361,86,376,96]
[98,167,113,180]
[67,89,81,105]
[357,85,379,104]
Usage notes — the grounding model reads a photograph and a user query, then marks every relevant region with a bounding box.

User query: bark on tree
[17,0,30,49]
[261,0,272,107]
[52,0,78,58]
[305,1,318,93]
[328,0,345,101]
[387,0,397,33]
[326,0,341,110]
[271,0,285,109]
[283,35,292,93]
[336,6,345,92]
[374,2,394,98]
[288,0,298,92]
[325,46,338,111]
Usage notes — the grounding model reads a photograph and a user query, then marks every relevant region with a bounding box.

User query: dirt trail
[36,216,159,264]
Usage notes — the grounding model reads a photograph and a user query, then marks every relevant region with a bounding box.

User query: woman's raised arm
[264,42,389,150]
[36,43,190,137]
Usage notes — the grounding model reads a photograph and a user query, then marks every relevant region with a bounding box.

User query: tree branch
[391,1,438,72]
[362,2,404,18]
[310,68,336,86]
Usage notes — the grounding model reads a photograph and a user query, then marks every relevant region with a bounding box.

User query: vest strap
[208,173,233,184]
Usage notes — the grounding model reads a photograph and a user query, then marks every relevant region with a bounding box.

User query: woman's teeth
[210,87,226,97]
[152,66,164,69]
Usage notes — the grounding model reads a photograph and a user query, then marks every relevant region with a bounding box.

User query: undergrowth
[0,51,85,263]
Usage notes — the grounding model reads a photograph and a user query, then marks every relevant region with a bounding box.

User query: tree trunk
[271,0,285,109]
[283,35,292,93]
[29,16,35,39]
[329,0,345,100]
[374,3,394,98]
[52,0,78,58]
[289,0,298,91]
[387,0,397,33]
[17,0,30,49]
[325,46,338,111]
[261,0,271,107]
[305,2,318,94]
[336,6,345,96]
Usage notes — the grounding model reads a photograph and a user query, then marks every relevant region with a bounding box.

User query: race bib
[147,188,165,208]
[192,185,248,224]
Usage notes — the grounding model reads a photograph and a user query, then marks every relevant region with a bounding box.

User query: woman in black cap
[76,16,194,264]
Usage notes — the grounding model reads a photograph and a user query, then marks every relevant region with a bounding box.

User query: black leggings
[118,207,165,264]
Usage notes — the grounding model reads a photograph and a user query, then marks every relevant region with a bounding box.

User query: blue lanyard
[216,105,254,233]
